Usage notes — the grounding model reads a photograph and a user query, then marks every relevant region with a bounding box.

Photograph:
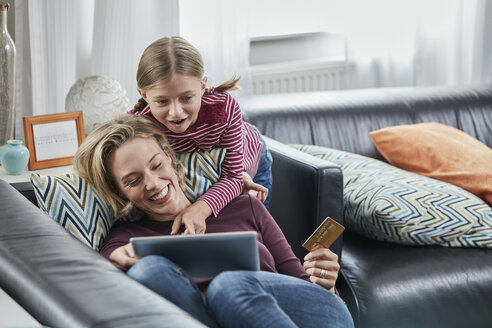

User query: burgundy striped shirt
[130,93,262,216]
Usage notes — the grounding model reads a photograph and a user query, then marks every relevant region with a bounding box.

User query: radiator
[251,57,346,95]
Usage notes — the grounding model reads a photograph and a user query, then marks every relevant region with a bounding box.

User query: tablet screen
[130,231,260,279]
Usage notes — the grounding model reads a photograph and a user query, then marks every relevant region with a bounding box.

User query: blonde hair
[132,36,240,113]
[73,115,184,218]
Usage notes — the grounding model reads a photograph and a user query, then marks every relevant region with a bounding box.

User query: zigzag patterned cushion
[291,144,492,248]
[31,173,113,250]
[176,148,226,202]
[30,149,226,250]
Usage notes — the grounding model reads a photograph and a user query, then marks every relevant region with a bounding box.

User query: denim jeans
[248,123,273,211]
[127,255,354,328]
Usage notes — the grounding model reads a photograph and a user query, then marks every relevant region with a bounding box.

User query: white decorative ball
[65,75,130,134]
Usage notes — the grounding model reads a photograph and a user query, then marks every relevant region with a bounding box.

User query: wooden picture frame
[23,111,85,170]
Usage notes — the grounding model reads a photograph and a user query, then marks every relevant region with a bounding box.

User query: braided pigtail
[204,75,241,95]
[131,98,148,113]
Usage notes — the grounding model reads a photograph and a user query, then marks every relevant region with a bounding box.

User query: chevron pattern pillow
[31,173,113,250]
[30,149,226,250]
[291,144,492,248]
[176,148,226,202]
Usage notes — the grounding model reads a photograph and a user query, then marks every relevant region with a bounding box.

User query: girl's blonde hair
[132,36,240,113]
[73,115,184,218]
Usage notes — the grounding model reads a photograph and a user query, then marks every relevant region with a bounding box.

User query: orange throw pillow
[370,122,492,206]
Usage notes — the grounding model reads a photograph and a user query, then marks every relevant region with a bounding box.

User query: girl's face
[139,74,206,133]
[108,137,190,221]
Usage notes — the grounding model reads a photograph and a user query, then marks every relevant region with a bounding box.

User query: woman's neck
[146,197,192,222]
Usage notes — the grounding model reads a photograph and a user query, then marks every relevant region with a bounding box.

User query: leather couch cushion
[292,144,492,248]
[371,122,492,206]
[341,230,492,328]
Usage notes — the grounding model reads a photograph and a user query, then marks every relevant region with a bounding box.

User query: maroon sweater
[100,195,310,289]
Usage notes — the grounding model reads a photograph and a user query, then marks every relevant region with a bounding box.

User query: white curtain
[13,0,250,140]
[91,0,179,103]
[179,0,252,95]
[14,0,78,139]
[338,0,492,88]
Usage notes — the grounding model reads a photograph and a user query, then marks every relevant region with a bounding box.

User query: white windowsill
[0,164,73,184]
[250,30,328,42]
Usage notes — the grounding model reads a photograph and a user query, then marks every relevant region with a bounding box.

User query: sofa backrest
[241,84,492,159]
[11,181,38,205]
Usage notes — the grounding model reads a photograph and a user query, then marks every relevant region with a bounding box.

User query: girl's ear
[137,88,147,100]
[201,77,208,95]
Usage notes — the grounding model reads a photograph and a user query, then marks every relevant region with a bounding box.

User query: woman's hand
[171,200,212,235]
[242,172,268,203]
[303,248,340,293]
[109,243,138,271]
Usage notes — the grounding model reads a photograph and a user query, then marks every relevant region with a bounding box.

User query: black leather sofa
[241,84,492,328]
[1,84,491,328]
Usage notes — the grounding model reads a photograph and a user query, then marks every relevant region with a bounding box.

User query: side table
[0,165,73,184]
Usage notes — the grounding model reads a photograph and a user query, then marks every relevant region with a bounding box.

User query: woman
[74,115,354,328]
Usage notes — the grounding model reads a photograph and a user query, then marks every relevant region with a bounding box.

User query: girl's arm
[171,172,267,235]
[171,199,212,235]
[197,95,246,216]
[173,95,261,233]
[242,171,268,203]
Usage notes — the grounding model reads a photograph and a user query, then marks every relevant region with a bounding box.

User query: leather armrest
[265,137,344,259]
[0,179,204,328]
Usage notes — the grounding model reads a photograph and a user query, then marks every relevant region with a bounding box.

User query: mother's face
[108,136,189,221]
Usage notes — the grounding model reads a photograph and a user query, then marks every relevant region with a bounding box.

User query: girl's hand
[303,248,340,293]
[171,200,212,235]
[109,243,138,271]
[242,172,268,203]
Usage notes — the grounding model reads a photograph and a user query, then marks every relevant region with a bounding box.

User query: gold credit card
[302,217,345,251]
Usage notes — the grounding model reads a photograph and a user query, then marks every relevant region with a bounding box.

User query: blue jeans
[248,123,273,211]
[127,255,354,328]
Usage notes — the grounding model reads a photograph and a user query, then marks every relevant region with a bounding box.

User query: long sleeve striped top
[130,92,262,216]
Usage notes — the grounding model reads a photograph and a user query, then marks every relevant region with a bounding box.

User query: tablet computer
[130,231,260,279]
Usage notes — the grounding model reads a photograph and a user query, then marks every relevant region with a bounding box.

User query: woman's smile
[149,185,170,202]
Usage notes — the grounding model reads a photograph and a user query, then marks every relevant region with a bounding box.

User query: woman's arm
[250,196,340,291]
[99,221,138,263]
[108,243,138,271]
[249,196,310,281]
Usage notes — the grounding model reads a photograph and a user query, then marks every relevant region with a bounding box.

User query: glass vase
[0,2,16,146]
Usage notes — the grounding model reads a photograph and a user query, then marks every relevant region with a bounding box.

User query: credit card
[302,217,345,251]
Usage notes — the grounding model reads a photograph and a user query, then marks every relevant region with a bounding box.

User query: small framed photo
[23,111,85,170]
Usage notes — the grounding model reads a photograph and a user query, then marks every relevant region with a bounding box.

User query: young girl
[130,36,273,235]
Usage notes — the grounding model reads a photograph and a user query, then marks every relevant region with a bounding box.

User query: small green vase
[1,139,30,175]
